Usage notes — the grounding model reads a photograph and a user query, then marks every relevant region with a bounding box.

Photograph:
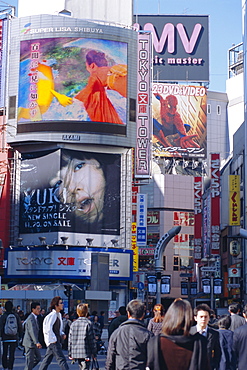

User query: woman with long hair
[146,299,209,370]
[147,304,165,335]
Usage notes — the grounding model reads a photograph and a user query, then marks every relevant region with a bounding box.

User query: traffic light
[64,285,72,298]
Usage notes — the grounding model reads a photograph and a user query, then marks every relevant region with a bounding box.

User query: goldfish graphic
[18,62,73,121]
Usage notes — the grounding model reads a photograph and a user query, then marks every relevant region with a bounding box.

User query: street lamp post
[154,226,181,304]
[210,274,214,309]
[201,256,216,309]
[180,265,193,303]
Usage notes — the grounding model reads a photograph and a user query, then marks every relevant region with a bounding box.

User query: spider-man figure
[153,93,200,149]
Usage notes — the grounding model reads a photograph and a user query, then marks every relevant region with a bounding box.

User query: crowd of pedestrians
[0,298,247,369]
[0,298,105,370]
[106,300,247,370]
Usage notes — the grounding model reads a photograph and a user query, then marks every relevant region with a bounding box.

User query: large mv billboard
[20,149,121,235]
[134,15,209,82]
[152,83,207,158]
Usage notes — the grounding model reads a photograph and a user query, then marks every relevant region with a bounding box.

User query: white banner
[7,249,132,280]
[137,194,147,246]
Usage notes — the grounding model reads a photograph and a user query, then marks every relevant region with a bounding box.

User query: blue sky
[5,0,243,92]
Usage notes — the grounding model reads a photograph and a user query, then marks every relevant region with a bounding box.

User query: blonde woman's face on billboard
[56,157,106,223]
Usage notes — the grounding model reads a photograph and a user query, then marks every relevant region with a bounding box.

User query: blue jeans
[38,342,69,370]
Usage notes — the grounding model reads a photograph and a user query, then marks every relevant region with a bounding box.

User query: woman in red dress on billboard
[75,50,127,124]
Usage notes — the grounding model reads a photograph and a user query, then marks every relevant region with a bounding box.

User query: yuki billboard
[19,149,121,235]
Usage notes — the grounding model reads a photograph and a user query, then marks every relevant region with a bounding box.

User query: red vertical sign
[211,153,220,255]
[194,176,202,263]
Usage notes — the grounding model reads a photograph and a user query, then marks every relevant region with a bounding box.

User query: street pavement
[13,348,107,369]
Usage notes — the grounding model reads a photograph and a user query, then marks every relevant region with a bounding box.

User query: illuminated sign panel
[136,194,147,246]
[211,153,220,254]
[0,19,7,108]
[131,222,138,272]
[134,15,209,81]
[135,32,152,178]
[8,15,138,146]
[19,149,121,235]
[229,175,240,226]
[6,248,133,280]
[152,83,207,158]
[194,176,202,263]
[18,37,127,133]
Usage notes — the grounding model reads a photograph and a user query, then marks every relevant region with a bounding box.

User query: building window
[174,234,194,268]
[207,104,211,114]
[217,105,221,115]
[129,98,136,122]
[222,235,227,253]
[240,164,243,183]
[8,96,16,119]
[173,256,180,271]
[163,256,166,270]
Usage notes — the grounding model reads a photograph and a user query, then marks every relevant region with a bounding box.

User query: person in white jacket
[39,296,69,370]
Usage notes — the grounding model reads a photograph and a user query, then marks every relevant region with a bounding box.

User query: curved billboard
[7,15,138,146]
[18,37,127,127]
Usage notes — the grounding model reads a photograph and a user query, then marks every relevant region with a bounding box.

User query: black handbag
[91,358,99,370]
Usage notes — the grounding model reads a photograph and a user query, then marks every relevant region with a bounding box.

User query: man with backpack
[0,300,23,370]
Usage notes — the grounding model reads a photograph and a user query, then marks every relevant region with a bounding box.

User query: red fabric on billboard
[75,68,125,124]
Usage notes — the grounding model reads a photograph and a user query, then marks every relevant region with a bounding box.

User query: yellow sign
[131,222,138,272]
[229,175,240,226]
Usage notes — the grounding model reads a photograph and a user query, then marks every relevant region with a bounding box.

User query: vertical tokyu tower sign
[135,31,152,178]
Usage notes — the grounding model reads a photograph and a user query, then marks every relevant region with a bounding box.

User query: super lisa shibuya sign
[134,15,209,81]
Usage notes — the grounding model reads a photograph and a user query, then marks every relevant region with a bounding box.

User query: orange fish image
[18,62,72,121]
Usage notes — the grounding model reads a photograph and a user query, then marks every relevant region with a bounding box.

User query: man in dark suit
[22,302,42,370]
[228,303,245,331]
[233,303,247,370]
[190,303,221,370]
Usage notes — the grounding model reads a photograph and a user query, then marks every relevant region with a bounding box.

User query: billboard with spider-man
[152,83,207,158]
